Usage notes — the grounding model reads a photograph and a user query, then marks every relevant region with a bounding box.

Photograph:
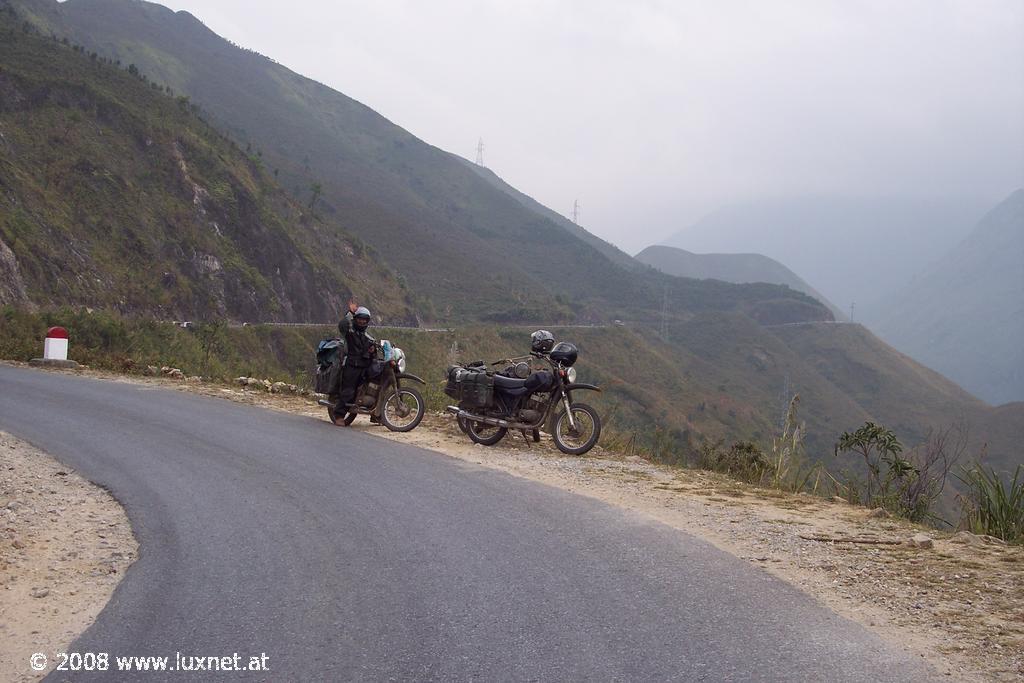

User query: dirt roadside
[5,362,1023,681]
[0,431,137,683]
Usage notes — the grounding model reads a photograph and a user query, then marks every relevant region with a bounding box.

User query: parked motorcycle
[453,355,542,441]
[445,342,601,455]
[316,340,426,432]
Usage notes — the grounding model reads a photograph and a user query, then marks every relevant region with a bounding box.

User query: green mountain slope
[870,190,1024,405]
[11,0,831,325]
[0,9,415,322]
[635,245,846,320]
[462,159,642,272]
[9,308,1019,475]
[764,323,1022,474]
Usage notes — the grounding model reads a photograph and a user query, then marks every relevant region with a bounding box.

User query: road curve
[0,365,934,682]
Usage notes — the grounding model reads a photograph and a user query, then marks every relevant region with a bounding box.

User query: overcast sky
[156,0,1024,253]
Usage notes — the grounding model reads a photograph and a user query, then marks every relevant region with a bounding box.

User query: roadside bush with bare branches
[897,422,968,523]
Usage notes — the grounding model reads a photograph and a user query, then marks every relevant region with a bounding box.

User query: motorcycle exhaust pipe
[447,405,509,427]
[446,406,529,430]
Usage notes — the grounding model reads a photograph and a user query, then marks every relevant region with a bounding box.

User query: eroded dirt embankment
[0,431,137,682]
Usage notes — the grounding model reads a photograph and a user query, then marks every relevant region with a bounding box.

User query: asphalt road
[0,365,936,682]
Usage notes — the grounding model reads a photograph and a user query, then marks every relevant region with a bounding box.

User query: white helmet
[531,329,555,354]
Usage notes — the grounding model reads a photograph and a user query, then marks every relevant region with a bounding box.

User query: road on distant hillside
[0,365,934,682]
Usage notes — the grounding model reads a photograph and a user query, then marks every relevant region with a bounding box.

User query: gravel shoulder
[0,431,137,682]
[5,362,1023,681]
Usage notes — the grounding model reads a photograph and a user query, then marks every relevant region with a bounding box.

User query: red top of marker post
[46,326,69,340]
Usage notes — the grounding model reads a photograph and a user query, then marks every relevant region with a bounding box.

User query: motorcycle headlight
[566,367,577,383]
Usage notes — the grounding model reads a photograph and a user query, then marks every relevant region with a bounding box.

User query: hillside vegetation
[0,7,415,322]
[3,307,1019,478]
[635,245,845,320]
[869,190,1024,405]
[10,0,831,326]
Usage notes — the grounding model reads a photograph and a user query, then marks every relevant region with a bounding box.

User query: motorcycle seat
[493,374,532,397]
[493,375,529,390]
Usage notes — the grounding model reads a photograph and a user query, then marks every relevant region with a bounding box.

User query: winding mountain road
[0,365,934,681]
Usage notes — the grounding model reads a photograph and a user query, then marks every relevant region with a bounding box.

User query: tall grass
[957,464,1024,544]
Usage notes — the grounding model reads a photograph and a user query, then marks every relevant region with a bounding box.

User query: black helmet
[549,342,578,367]
[353,306,371,329]
[531,329,555,354]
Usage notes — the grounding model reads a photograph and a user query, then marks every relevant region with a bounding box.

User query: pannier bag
[314,338,346,395]
[444,366,468,399]
[460,371,495,409]
[445,362,489,399]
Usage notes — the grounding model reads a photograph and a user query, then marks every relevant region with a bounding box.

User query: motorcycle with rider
[315,300,426,432]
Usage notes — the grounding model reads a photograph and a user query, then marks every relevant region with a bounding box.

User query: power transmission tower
[475,137,484,166]
[849,301,855,323]
[572,199,580,224]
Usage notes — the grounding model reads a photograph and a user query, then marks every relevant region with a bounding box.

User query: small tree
[834,422,910,506]
[195,321,228,376]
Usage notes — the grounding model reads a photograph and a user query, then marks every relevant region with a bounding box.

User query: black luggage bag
[314,338,346,395]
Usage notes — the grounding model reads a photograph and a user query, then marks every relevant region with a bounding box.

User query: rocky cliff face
[0,236,33,308]
[0,15,416,323]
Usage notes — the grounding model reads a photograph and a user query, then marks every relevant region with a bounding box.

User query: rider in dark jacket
[337,300,376,412]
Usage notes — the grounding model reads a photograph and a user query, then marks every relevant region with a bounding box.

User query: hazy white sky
[156,0,1024,253]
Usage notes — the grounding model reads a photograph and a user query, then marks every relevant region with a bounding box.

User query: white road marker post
[44,326,69,360]
[30,326,79,368]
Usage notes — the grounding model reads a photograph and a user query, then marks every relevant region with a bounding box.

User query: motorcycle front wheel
[552,402,601,455]
[381,387,425,432]
[466,419,507,446]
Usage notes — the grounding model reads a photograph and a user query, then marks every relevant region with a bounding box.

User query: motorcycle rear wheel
[381,387,425,432]
[552,402,601,455]
[466,419,507,446]
[326,399,345,426]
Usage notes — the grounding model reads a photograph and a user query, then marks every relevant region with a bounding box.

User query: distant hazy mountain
[664,197,987,320]
[634,245,845,320]
[871,190,1024,405]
